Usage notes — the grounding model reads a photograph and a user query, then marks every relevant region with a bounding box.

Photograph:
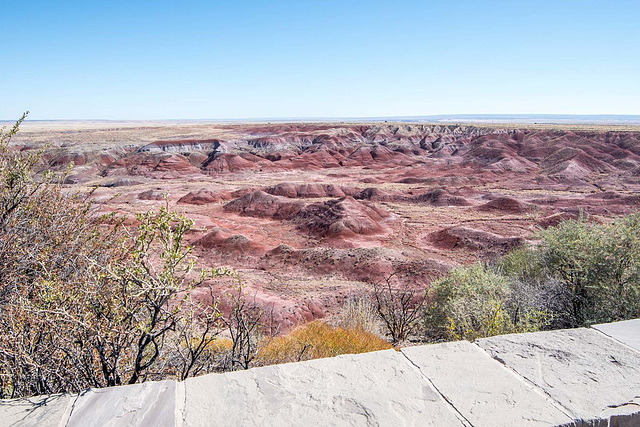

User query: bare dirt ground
[11,121,640,330]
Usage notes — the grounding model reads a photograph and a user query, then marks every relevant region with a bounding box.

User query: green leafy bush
[508,213,640,326]
[422,263,550,341]
[421,212,640,342]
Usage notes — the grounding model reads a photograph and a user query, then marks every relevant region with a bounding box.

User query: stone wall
[2,319,640,426]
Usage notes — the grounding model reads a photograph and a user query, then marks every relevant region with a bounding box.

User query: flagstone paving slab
[592,319,640,352]
[402,341,577,426]
[181,349,466,427]
[477,328,640,425]
[66,379,176,427]
[0,394,72,427]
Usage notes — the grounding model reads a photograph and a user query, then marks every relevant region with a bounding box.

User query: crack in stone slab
[400,350,474,427]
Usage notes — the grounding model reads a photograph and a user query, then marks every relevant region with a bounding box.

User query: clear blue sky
[1,0,639,120]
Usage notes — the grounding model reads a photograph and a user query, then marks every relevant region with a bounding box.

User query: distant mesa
[75,125,640,187]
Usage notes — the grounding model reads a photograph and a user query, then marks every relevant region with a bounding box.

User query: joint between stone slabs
[399,349,474,427]
[469,339,579,425]
[589,325,640,355]
[175,379,185,427]
[59,392,81,427]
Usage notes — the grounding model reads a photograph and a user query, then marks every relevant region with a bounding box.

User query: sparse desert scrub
[337,293,381,335]
[0,115,230,398]
[256,321,392,365]
[0,200,230,397]
[220,284,264,371]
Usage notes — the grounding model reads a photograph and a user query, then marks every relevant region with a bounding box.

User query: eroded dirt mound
[223,191,305,220]
[105,152,200,178]
[536,212,581,228]
[265,183,358,199]
[203,153,265,173]
[356,187,400,202]
[264,245,450,285]
[478,196,529,213]
[412,188,471,206]
[224,192,391,240]
[296,197,391,238]
[196,228,266,257]
[100,178,143,187]
[138,190,164,200]
[429,226,524,254]
[178,189,232,205]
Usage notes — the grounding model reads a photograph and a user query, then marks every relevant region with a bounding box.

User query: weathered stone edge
[2,320,639,427]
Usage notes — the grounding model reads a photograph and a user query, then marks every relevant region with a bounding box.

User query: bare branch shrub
[372,273,426,345]
[221,284,263,370]
[163,285,224,381]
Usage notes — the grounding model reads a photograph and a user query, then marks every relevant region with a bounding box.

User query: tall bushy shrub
[422,263,549,341]
[511,214,640,326]
[420,212,640,342]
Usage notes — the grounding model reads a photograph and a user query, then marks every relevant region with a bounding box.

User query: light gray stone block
[0,394,72,427]
[181,349,466,427]
[601,396,640,427]
[477,328,640,425]
[592,318,640,352]
[401,341,577,426]
[66,380,176,427]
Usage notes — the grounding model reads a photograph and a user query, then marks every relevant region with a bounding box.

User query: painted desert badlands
[12,121,640,331]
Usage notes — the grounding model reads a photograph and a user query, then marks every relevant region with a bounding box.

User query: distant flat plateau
[4,114,640,133]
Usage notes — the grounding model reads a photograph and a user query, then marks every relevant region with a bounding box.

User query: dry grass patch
[257,321,392,365]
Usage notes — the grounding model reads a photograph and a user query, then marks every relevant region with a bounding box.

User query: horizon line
[4,113,640,124]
